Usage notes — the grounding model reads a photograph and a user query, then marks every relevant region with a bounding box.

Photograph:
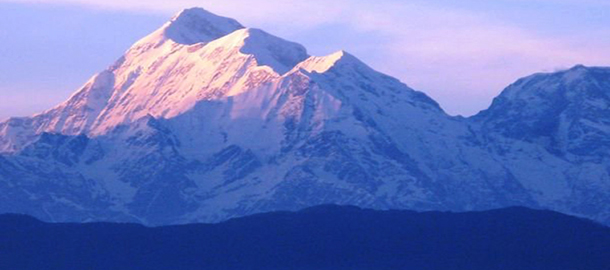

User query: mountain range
[0,8,609,226]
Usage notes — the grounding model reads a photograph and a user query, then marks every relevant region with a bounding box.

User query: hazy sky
[1,0,609,119]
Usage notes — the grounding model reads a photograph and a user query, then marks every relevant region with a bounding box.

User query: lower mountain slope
[1,206,609,270]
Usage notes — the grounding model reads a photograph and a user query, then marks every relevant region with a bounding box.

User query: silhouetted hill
[1,206,609,270]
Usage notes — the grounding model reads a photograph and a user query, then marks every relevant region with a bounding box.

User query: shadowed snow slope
[0,8,609,226]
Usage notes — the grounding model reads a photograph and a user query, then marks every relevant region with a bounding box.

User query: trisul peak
[139,7,245,46]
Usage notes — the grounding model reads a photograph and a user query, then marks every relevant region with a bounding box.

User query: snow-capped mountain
[471,65,610,224]
[0,8,608,225]
[475,65,610,158]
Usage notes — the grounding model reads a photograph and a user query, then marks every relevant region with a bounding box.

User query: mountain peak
[558,64,610,86]
[483,65,610,102]
[297,50,365,74]
[473,63,610,154]
[210,27,309,74]
[568,64,588,71]
[162,7,244,45]
[559,65,593,85]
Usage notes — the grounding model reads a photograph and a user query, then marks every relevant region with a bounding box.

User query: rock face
[0,8,608,225]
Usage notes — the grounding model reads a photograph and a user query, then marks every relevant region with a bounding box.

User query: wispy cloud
[1,0,609,115]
